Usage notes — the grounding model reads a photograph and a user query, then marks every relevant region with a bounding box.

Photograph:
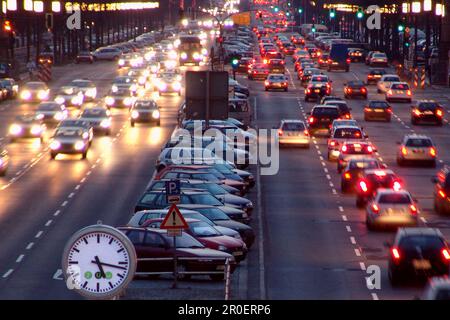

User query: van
[328,43,350,72]
[229,98,252,126]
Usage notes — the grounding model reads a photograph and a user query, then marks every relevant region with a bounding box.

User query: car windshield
[72,81,92,88]
[378,193,411,204]
[334,128,362,139]
[195,208,230,221]
[38,103,58,111]
[26,83,46,90]
[192,173,219,181]
[405,138,433,147]
[391,83,409,90]
[202,183,227,195]
[162,232,204,248]
[370,69,385,75]
[282,122,305,131]
[58,87,76,95]
[189,221,221,237]
[81,109,107,118]
[349,160,380,169]
[311,76,328,82]
[55,129,83,138]
[189,194,223,206]
[313,108,339,116]
[114,77,132,84]
[399,235,445,251]
[373,53,386,58]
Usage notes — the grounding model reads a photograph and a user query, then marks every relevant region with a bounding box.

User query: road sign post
[160,203,189,288]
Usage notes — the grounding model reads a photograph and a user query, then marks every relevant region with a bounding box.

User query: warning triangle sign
[160,204,189,230]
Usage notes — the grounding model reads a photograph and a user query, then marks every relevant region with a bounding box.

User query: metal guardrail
[134,257,233,299]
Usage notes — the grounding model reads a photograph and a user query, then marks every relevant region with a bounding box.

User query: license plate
[423,111,433,115]
[412,259,431,270]
[413,149,424,153]
[314,89,320,93]
[216,265,225,270]
[233,251,243,256]
[396,91,405,94]
[375,109,384,112]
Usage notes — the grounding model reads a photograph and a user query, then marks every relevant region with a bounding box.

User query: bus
[177,35,206,66]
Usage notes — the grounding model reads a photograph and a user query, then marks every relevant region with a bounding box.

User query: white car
[19,81,50,102]
[54,86,84,107]
[385,82,412,103]
[421,277,450,300]
[70,79,97,101]
[277,119,310,148]
[92,47,122,61]
[377,74,400,93]
[369,52,388,67]
[396,134,436,167]
[327,126,367,161]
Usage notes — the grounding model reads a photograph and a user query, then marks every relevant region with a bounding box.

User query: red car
[143,218,248,262]
[248,63,270,80]
[118,227,236,281]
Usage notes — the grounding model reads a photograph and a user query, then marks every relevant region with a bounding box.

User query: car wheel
[341,183,348,193]
[366,218,375,231]
[50,153,56,160]
[82,151,87,159]
[157,120,161,127]
[105,130,111,136]
[430,160,436,168]
[130,121,135,127]
[0,169,6,177]
[284,88,288,92]
[437,121,443,126]
[337,165,342,173]
[304,97,309,102]
[345,67,349,72]
[377,89,382,93]
[264,87,268,91]
[411,118,417,125]
[434,198,442,214]
[386,117,391,122]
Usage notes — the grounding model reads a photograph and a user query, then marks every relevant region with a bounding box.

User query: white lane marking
[360,262,366,271]
[53,210,61,217]
[371,293,379,300]
[45,220,53,227]
[16,255,25,263]
[329,182,334,187]
[319,156,324,161]
[68,192,75,198]
[354,248,361,257]
[2,269,13,278]
[61,201,68,207]
[420,217,427,223]
[86,171,92,176]
[332,189,337,194]
[346,225,352,232]
[350,236,356,245]
[324,167,328,173]
[35,231,43,239]
[342,215,348,221]
[80,177,86,183]
[338,206,344,212]
[75,185,81,190]
[26,242,34,250]
[253,96,258,121]
[326,174,331,180]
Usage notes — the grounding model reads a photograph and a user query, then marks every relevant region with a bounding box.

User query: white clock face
[66,231,131,294]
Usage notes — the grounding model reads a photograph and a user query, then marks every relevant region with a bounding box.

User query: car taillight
[344,172,351,180]
[430,147,437,157]
[387,89,393,95]
[308,116,315,124]
[368,75,374,79]
[265,81,269,86]
[278,129,283,136]
[442,248,450,261]
[436,109,443,117]
[387,107,392,113]
[304,130,309,136]
[393,181,402,191]
[364,107,371,112]
[406,90,412,96]
[346,58,351,64]
[401,147,407,156]
[359,181,368,192]
[306,88,311,94]
[413,109,421,116]
[341,145,348,153]
[409,204,417,215]
[361,87,367,93]
[344,114,351,119]
[391,247,401,260]
[439,190,447,199]
[367,145,373,153]
[371,203,380,213]
[329,140,337,147]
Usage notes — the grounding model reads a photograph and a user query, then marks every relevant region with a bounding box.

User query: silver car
[78,107,112,135]
[385,82,412,103]
[327,126,367,161]
[54,86,84,107]
[377,74,400,93]
[92,47,122,61]
[366,189,419,230]
[35,102,68,124]
[397,134,437,167]
[277,119,310,148]
[50,128,90,159]
[70,79,97,101]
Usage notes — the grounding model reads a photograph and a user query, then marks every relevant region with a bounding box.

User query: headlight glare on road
[71,96,81,105]
[74,141,85,151]
[131,110,139,119]
[118,59,125,66]
[152,110,160,119]
[138,76,146,85]
[130,84,137,92]
[30,125,42,135]
[86,88,96,98]
[37,90,48,100]
[158,82,167,91]
[20,90,31,100]
[105,96,115,105]
[9,124,22,135]
[193,52,200,60]
[168,50,177,60]
[50,141,61,150]
[100,119,111,128]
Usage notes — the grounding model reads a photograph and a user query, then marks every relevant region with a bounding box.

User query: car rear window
[349,160,380,169]
[312,108,339,117]
[399,235,445,251]
[384,76,400,82]
[369,101,389,108]
[391,83,409,90]
[348,81,365,87]
[268,75,286,81]
[378,193,411,204]
[405,138,433,147]
[334,128,362,139]
[282,122,305,131]
[311,76,328,82]
[418,102,439,110]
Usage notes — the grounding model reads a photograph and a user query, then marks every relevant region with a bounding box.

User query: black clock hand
[94,256,106,278]
[91,260,127,271]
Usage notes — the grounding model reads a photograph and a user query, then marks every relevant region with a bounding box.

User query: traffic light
[274,6,279,13]
[404,27,411,47]
[231,58,239,68]
[311,25,316,33]
[298,8,303,14]
[288,2,291,6]
[356,7,364,19]
[397,24,404,32]
[329,8,336,19]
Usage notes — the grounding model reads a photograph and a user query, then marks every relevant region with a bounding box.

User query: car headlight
[158,82,167,91]
[100,119,111,128]
[30,125,43,135]
[118,59,125,66]
[124,97,133,106]
[172,82,181,91]
[82,132,89,140]
[138,76,146,85]
[20,90,31,100]
[102,95,115,105]
[130,84,137,92]
[180,52,187,60]
[74,141,85,151]
[50,140,61,150]
[131,110,139,119]
[55,96,65,104]
[150,66,158,73]
[36,113,44,120]
[111,85,118,92]
[86,88,96,98]
[71,96,81,105]
[9,124,22,135]
[217,245,227,251]
[193,52,200,60]
[168,51,177,60]
[54,112,64,121]
[152,110,160,119]
[37,90,48,100]
[201,48,208,55]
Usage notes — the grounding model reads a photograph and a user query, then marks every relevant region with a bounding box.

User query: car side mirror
[431,177,438,184]
[383,241,392,248]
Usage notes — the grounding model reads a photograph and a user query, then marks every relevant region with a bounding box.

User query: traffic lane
[0,96,178,299]
[250,81,370,299]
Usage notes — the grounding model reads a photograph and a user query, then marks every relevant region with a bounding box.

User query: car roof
[145,189,209,195]
[376,188,410,195]
[364,169,395,175]
[404,134,432,139]
[281,119,305,123]
[397,227,443,238]
[333,125,360,130]
[313,104,339,109]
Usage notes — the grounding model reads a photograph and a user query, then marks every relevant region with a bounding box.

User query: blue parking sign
[165,179,180,204]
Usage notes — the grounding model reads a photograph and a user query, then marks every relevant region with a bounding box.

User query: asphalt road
[0,60,186,299]
[236,44,450,300]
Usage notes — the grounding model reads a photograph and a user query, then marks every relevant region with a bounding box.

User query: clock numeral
[68,261,79,265]
[83,238,88,245]
[109,282,114,289]
[116,248,124,253]
[117,273,124,279]
[96,282,100,292]
[97,234,100,244]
